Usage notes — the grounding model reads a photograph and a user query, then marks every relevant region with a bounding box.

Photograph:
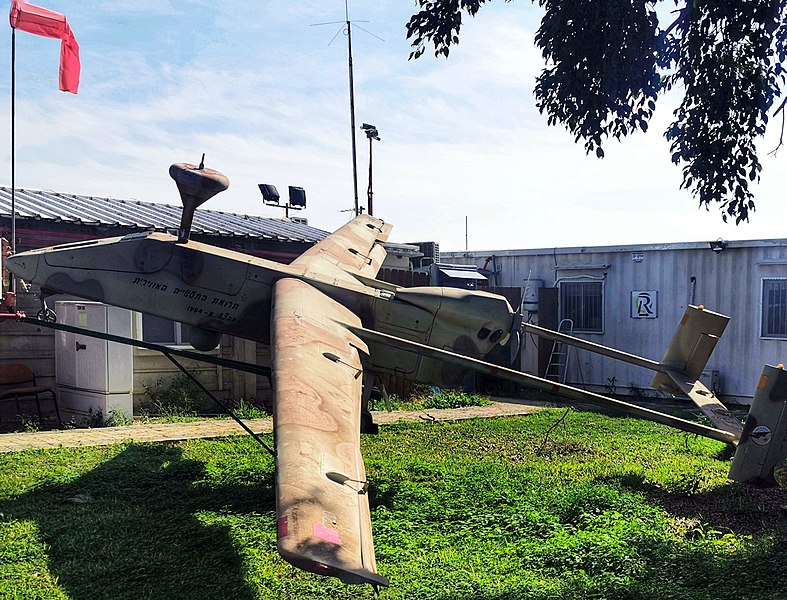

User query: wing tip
[279,545,389,587]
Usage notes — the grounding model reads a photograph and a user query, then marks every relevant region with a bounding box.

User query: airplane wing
[289,214,393,284]
[271,277,388,587]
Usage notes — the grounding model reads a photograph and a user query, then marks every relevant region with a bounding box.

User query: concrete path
[0,398,544,453]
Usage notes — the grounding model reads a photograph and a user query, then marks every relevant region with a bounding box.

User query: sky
[1,0,785,252]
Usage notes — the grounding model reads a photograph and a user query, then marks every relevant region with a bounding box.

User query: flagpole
[10,26,15,293]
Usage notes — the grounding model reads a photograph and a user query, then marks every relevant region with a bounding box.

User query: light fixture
[361,122,380,141]
[360,123,381,215]
[259,184,280,205]
[709,239,727,254]
[259,183,305,218]
[288,186,306,207]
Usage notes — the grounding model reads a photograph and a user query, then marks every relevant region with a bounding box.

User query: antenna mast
[346,1,360,217]
[313,2,382,216]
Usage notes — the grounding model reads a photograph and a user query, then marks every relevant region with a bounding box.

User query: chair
[0,363,62,427]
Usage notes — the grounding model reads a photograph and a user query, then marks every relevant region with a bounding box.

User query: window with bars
[761,278,787,338]
[559,280,603,333]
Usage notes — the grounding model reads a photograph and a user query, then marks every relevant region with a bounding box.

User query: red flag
[9,0,80,94]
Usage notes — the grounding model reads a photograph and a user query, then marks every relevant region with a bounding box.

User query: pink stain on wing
[313,523,341,545]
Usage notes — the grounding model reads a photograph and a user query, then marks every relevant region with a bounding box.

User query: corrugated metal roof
[0,186,328,244]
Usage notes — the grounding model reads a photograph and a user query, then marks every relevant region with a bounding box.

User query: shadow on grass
[600,472,787,536]
[0,443,276,600]
[367,470,787,600]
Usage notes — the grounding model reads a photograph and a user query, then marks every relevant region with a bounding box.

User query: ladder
[545,319,574,383]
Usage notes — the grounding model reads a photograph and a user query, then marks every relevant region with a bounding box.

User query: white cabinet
[55,301,134,421]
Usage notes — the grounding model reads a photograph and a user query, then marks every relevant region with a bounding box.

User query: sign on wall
[631,291,658,318]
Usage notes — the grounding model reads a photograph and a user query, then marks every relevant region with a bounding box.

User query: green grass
[0,410,785,599]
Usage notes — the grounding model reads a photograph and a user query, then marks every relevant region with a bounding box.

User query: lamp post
[361,123,380,216]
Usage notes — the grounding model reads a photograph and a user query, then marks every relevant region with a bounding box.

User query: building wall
[0,218,298,417]
[444,239,787,403]
[0,290,56,387]
[1,289,269,417]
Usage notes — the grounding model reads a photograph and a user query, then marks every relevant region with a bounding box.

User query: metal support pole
[349,324,739,445]
[10,28,16,293]
[367,134,373,216]
[522,322,663,373]
[163,352,275,457]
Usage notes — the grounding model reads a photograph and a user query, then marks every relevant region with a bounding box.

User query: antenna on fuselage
[169,155,230,243]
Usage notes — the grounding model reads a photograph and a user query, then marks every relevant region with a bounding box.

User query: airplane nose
[5,252,38,283]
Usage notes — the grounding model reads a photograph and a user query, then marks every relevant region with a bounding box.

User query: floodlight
[709,239,727,254]
[289,186,306,208]
[259,184,280,205]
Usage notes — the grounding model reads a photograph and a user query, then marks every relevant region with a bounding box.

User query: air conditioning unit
[700,369,721,395]
[408,241,440,268]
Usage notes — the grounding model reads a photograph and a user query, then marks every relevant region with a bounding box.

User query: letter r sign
[631,291,658,318]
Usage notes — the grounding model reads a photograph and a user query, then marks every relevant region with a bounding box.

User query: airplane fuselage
[8,231,516,388]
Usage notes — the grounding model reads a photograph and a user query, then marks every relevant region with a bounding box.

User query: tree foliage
[406,0,787,223]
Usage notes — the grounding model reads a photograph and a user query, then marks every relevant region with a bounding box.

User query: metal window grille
[560,281,603,333]
[762,279,787,338]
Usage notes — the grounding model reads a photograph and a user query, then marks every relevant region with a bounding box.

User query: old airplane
[5,162,787,587]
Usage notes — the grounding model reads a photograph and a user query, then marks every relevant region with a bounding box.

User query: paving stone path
[0,399,544,453]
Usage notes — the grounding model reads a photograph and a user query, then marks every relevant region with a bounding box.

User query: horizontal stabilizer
[651,305,728,393]
[651,306,739,436]
[662,369,743,437]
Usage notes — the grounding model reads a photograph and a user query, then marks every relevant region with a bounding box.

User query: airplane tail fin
[729,364,787,487]
[651,305,743,437]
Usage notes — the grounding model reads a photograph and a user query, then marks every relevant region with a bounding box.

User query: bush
[422,390,492,409]
[142,375,202,421]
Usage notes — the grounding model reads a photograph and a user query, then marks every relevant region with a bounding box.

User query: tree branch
[660,5,690,41]
[768,97,787,157]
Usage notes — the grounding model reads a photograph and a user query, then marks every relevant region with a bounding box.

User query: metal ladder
[545,319,574,382]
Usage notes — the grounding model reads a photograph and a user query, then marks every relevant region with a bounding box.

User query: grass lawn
[0,409,785,599]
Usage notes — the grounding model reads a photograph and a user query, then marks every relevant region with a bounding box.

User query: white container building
[443,238,787,404]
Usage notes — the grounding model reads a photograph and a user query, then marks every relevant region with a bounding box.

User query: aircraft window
[477,327,491,340]
[489,329,504,343]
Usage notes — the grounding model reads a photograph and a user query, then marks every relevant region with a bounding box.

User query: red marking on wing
[277,516,289,538]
